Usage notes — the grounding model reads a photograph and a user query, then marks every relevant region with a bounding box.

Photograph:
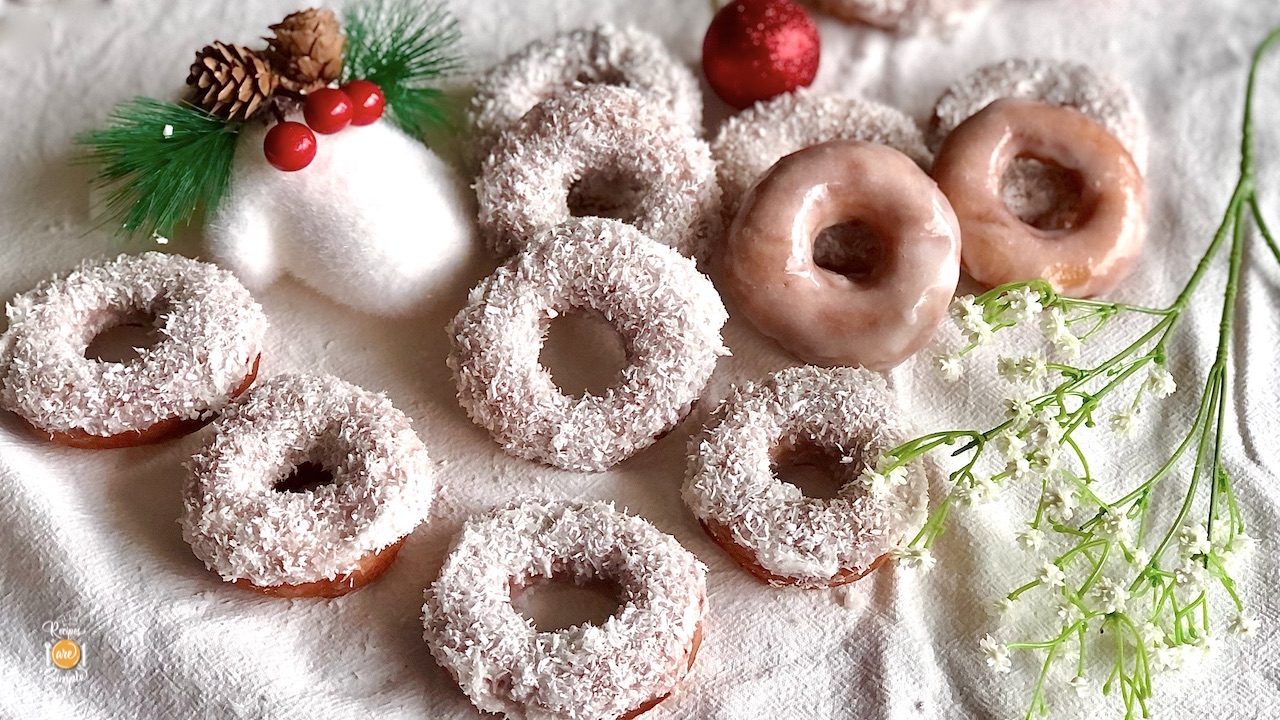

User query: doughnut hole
[771,438,860,501]
[574,67,628,87]
[539,310,629,398]
[84,310,165,364]
[1001,156,1088,231]
[274,461,335,493]
[512,574,626,632]
[812,221,885,282]
[566,168,647,223]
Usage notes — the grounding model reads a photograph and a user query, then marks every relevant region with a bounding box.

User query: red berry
[703,0,820,110]
[303,87,354,134]
[341,80,386,126]
[263,122,317,172]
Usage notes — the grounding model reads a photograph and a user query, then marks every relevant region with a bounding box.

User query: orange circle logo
[50,639,81,670]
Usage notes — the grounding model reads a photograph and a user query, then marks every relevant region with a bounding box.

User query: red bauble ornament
[341,80,387,126]
[303,87,354,134]
[702,0,821,110]
[264,121,317,172]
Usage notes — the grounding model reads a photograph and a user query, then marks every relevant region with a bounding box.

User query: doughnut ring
[928,58,1147,231]
[722,139,960,371]
[811,0,989,33]
[931,98,1147,298]
[476,85,720,261]
[469,24,702,164]
[424,500,706,720]
[682,365,926,588]
[711,89,932,225]
[182,373,435,598]
[447,217,728,472]
[0,252,265,448]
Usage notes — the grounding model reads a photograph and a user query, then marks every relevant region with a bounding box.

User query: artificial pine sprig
[868,25,1280,720]
[77,99,240,240]
[341,0,463,141]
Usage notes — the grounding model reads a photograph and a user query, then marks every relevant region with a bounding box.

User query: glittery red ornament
[702,0,821,110]
[263,121,317,172]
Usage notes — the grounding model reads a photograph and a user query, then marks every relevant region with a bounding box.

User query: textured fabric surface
[1,1,1279,719]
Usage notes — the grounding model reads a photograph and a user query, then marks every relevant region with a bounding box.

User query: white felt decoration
[205,118,479,316]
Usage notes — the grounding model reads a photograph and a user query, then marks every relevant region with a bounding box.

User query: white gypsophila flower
[966,321,995,346]
[1026,409,1065,449]
[1017,526,1046,552]
[1054,332,1083,360]
[1038,560,1067,588]
[1229,611,1259,639]
[1090,576,1129,614]
[1043,481,1077,524]
[860,467,892,499]
[951,295,984,331]
[1004,286,1043,324]
[1140,622,1166,648]
[1145,364,1177,399]
[1127,545,1151,569]
[1006,455,1033,482]
[1057,599,1081,626]
[1178,523,1212,558]
[1226,531,1256,559]
[953,477,1000,508]
[1005,398,1035,426]
[1027,448,1059,476]
[1109,408,1141,439]
[1174,559,1209,590]
[1153,642,1183,672]
[997,356,1023,383]
[892,546,935,571]
[1069,675,1090,697]
[1097,507,1132,543]
[991,596,1014,618]
[936,354,964,382]
[992,430,1027,460]
[1189,635,1218,666]
[1020,352,1048,382]
[979,633,1012,674]
[1040,306,1071,341]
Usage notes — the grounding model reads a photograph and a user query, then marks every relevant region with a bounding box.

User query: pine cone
[186,42,278,121]
[265,8,345,93]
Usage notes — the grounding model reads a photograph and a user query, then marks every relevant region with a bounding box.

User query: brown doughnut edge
[22,354,261,450]
[699,518,888,588]
[232,538,407,599]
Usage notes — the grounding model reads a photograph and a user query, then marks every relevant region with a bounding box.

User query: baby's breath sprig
[880,26,1280,719]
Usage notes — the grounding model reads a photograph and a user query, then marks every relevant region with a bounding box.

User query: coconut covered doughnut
[476,84,720,261]
[722,139,960,370]
[0,252,265,448]
[932,99,1147,297]
[810,0,989,33]
[469,24,702,164]
[424,499,706,720]
[182,373,435,598]
[928,58,1147,231]
[447,217,728,472]
[683,365,927,588]
[712,89,932,225]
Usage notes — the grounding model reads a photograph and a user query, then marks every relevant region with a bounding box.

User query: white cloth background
[2,0,1279,718]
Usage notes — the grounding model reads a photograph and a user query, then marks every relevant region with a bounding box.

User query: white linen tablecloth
[2,0,1278,718]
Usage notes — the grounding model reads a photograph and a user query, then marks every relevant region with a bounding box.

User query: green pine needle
[342,0,464,141]
[77,98,240,240]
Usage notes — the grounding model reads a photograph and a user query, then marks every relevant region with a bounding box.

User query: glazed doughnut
[182,373,435,598]
[711,89,932,225]
[722,139,960,371]
[928,58,1147,230]
[810,0,989,32]
[424,500,705,720]
[683,365,926,588]
[931,98,1147,298]
[447,217,728,472]
[476,85,720,261]
[469,24,702,164]
[0,252,265,448]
